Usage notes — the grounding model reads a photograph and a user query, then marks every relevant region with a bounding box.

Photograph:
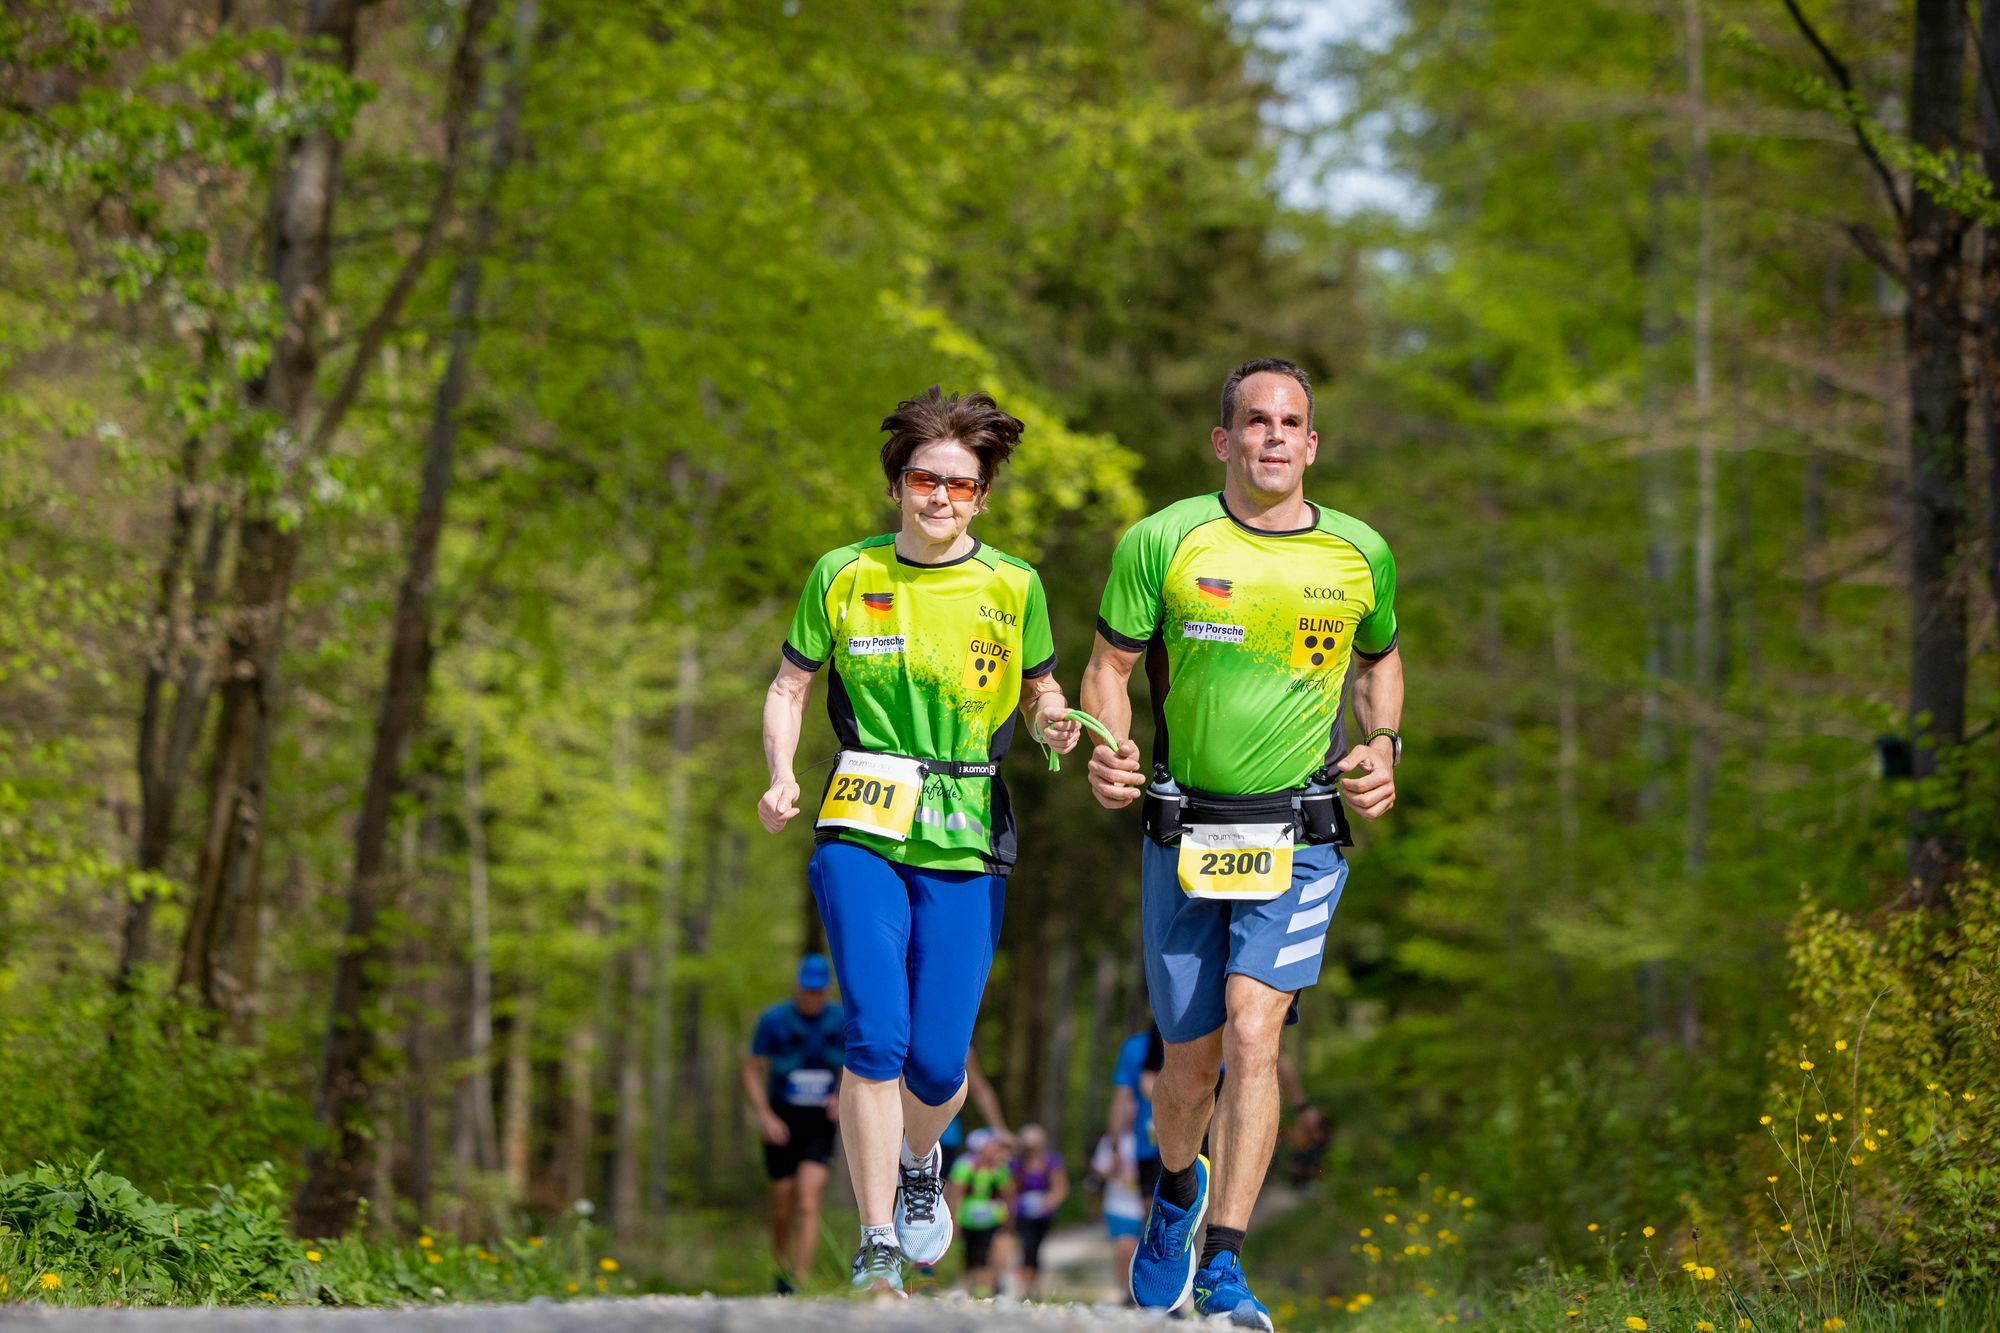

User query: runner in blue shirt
[742,955,845,1291]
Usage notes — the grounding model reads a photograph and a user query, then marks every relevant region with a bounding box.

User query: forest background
[3,0,1998,1322]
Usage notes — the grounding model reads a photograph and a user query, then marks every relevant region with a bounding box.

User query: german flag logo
[1195,578,1234,606]
[861,593,895,619]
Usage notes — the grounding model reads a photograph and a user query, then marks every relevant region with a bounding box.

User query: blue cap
[796,954,831,991]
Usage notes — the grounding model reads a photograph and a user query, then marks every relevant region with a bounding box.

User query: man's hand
[1335,739,1396,819]
[757,775,801,834]
[1030,692,1082,755]
[761,1111,791,1146]
[1087,738,1145,809]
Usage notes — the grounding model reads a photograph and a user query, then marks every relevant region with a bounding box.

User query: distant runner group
[757,358,1403,1329]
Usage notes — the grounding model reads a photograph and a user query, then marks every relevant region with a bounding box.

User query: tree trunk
[502,988,534,1201]
[462,713,499,1174]
[1903,0,1970,905]
[1684,0,1719,876]
[1981,0,2000,674]
[295,0,532,1237]
[609,686,647,1237]
[556,931,601,1208]
[1040,932,1077,1148]
[1078,951,1118,1151]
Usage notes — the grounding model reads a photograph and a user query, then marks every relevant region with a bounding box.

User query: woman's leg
[810,842,913,1228]
[901,866,1006,1130]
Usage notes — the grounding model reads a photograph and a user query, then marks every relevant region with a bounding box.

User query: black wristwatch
[1362,728,1402,767]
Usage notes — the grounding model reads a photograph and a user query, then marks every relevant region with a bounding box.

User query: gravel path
[0,1294,1174,1331]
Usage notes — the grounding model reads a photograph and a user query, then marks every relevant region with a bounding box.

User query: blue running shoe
[1193,1250,1274,1330]
[849,1238,906,1296]
[1129,1153,1209,1310]
[893,1142,953,1265]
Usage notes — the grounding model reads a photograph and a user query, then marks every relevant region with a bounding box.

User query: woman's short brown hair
[880,386,1025,493]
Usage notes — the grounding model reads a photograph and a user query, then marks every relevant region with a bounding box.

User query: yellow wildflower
[1926,1082,1938,1092]
[1799,1060,1814,1071]
[1758,1115,1772,1126]
[598,1257,619,1272]
[39,1273,62,1290]
[1800,1133,1812,1142]
[1461,1198,1475,1208]
[1683,1261,1699,1273]
[1864,1106,1873,1115]
[1359,1227,1372,1237]
[1698,1323,1716,1332]
[1587,1223,1599,1232]
[565,1281,579,1293]
[305,1250,322,1262]
[427,1253,443,1265]
[1642,1225,1655,1238]
[418,1236,434,1249]
[1831,1112,1843,1121]
[1823,1320,1846,1331]
[1356,1294,1373,1306]
[1697,1266,1716,1280]
[260,1292,276,1301]
[530,1236,545,1248]
[1780,1223,1793,1232]
[1739,1320,1754,1329]
[1834,1040,1847,1051]
[1626,1319,1649,1331]
[1767,1175,1778,1183]
[198,1243,210,1250]
[1963,1092,1976,1102]
[1384,1213,1398,1224]
[1864,1139,1877,1151]
[1814,1113,1828,1123]
[1566,1312,1581,1320]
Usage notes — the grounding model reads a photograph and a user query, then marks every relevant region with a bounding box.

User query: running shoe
[1192,1250,1274,1330]
[849,1238,906,1295]
[1128,1153,1209,1310]
[773,1270,795,1296]
[893,1142,954,1265]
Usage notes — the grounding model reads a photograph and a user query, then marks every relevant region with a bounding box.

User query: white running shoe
[892,1142,954,1265]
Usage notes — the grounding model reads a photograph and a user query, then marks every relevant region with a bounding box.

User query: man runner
[742,955,845,1291]
[1081,358,1403,1329]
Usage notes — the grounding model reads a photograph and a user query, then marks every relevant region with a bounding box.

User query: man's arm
[1081,634,1146,809]
[1334,645,1403,820]
[965,1047,1010,1137]
[740,1053,789,1145]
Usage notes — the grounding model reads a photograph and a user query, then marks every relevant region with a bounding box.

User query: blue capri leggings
[808,840,1005,1107]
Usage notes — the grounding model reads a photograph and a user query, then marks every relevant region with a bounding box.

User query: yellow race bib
[1175,822,1294,900]
[816,751,924,842]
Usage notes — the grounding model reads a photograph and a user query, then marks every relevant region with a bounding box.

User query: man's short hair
[1219,358,1314,429]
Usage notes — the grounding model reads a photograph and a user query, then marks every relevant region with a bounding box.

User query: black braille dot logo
[1304,635,1319,649]
[975,657,989,672]
[978,674,990,687]
[1311,652,1325,666]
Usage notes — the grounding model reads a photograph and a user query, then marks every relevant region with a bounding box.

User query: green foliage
[1768,873,2000,1289]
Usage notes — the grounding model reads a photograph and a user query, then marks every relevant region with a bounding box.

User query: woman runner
[757,387,1081,1293]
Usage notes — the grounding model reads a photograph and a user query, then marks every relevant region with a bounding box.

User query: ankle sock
[898,1139,932,1171]
[1201,1224,1245,1267]
[1160,1161,1200,1210]
[860,1223,897,1251]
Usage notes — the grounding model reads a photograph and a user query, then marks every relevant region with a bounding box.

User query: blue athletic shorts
[1139,836,1347,1044]
[808,840,1005,1106]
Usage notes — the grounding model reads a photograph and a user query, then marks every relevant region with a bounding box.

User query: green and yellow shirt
[783,535,1056,875]
[1096,493,1397,796]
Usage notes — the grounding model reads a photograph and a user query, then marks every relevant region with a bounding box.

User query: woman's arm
[757,660,817,834]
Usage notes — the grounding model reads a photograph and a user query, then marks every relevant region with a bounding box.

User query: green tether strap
[1036,708,1118,771]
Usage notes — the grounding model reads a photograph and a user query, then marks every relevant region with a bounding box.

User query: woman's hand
[1030,691,1082,755]
[757,774,802,833]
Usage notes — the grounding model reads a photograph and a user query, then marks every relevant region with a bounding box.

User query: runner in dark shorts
[742,956,845,1291]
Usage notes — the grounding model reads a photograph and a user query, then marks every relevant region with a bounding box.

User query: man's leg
[1151,1025,1224,1175]
[1206,974,1294,1230]
[793,1159,830,1280]
[770,1175,797,1270]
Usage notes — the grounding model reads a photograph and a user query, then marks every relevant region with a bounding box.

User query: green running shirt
[1096,493,1398,796]
[783,536,1056,875]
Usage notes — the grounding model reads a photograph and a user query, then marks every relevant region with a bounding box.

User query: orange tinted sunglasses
[900,467,984,502]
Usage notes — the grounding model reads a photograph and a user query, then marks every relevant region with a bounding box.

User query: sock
[860,1223,897,1251]
[1201,1224,1245,1267]
[899,1138,933,1171]
[1160,1161,1200,1211]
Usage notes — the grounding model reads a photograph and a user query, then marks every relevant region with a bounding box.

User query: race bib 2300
[1175,822,1292,900]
